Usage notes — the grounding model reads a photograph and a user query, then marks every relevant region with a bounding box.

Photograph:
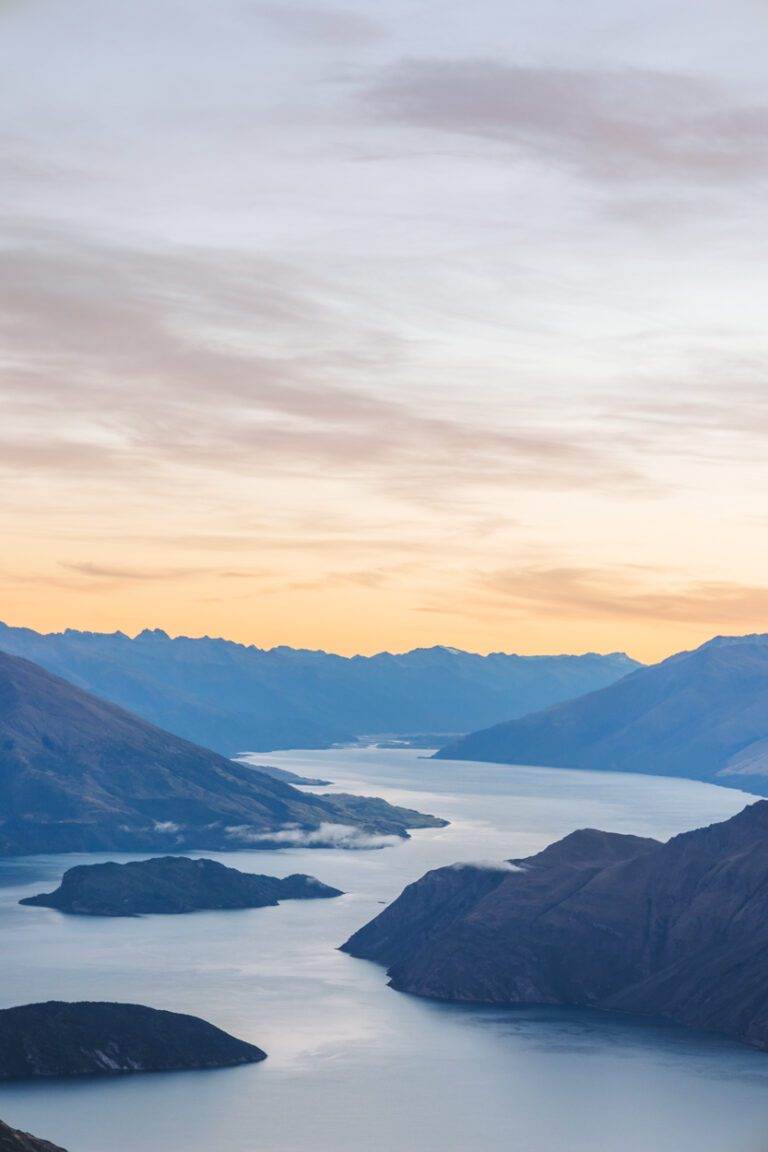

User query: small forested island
[21,855,343,917]
[0,1001,266,1078]
[0,1118,68,1152]
[342,799,768,1053]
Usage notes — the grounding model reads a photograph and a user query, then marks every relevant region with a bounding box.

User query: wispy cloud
[0,226,646,505]
[479,565,768,627]
[255,4,386,46]
[1,0,766,660]
[61,561,205,583]
[449,860,524,873]
[363,58,768,184]
[287,564,417,591]
[225,821,401,849]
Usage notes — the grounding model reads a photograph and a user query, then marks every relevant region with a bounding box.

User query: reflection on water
[0,747,766,1152]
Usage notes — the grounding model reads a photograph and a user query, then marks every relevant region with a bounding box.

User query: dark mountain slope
[342,800,768,1051]
[437,634,768,795]
[0,650,444,855]
[0,622,639,753]
[0,1118,67,1152]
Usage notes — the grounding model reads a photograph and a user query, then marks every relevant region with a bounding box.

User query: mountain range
[437,634,768,795]
[0,649,444,855]
[342,798,768,1052]
[0,622,638,754]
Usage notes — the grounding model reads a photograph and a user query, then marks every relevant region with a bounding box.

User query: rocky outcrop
[0,650,445,855]
[342,800,768,1051]
[0,1118,68,1152]
[437,634,768,796]
[21,855,343,916]
[234,760,332,786]
[0,1002,266,1078]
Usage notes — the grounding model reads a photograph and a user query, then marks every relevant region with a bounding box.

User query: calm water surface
[1,748,767,1152]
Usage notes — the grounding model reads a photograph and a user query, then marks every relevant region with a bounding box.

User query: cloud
[0,225,646,507]
[225,821,401,849]
[449,860,524,873]
[480,565,768,627]
[61,561,205,583]
[601,372,768,455]
[154,532,443,555]
[0,0,764,664]
[287,564,416,591]
[254,4,385,46]
[363,58,768,184]
[154,820,184,833]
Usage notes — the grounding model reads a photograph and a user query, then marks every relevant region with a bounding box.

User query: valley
[1,746,765,1152]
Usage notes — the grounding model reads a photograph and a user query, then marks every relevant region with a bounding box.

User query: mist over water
[1,748,767,1152]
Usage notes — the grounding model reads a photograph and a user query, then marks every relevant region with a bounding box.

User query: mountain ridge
[0,1118,67,1152]
[0,621,639,754]
[341,798,768,1052]
[0,649,445,855]
[436,633,768,795]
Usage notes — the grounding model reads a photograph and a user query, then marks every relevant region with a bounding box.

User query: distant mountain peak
[698,633,768,650]
[0,620,640,755]
[439,632,768,796]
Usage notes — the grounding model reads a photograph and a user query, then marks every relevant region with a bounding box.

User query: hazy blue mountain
[342,798,768,1053]
[0,650,445,855]
[437,634,768,795]
[0,622,639,754]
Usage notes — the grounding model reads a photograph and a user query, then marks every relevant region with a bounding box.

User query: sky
[1,0,767,662]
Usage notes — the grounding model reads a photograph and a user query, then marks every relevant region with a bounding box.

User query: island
[0,1118,68,1152]
[0,1001,266,1078]
[20,855,343,917]
[342,798,768,1053]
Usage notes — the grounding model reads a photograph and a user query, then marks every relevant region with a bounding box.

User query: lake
[1,747,767,1152]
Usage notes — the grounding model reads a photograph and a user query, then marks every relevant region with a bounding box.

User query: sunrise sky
[1,0,767,662]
